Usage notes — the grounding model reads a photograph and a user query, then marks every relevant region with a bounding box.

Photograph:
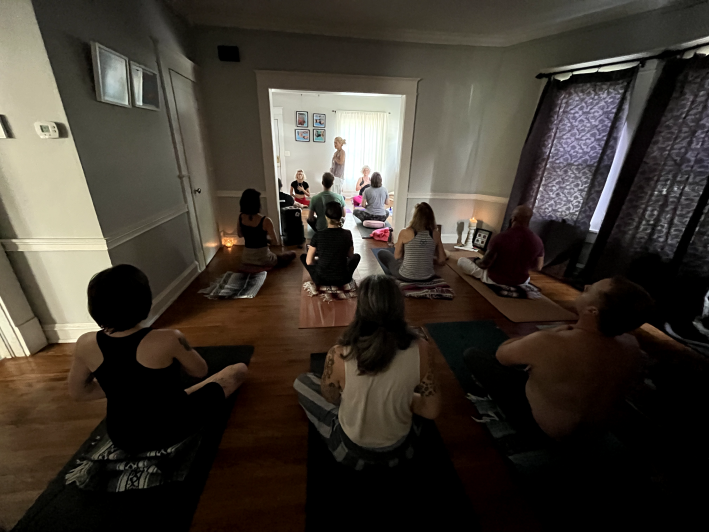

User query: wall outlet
[284,151,290,156]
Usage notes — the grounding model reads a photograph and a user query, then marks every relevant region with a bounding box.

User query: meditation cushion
[363,220,386,228]
[371,228,391,242]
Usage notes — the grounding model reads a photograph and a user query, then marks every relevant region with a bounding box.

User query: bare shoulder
[74,331,98,356]
[399,227,415,242]
[144,328,183,350]
[263,216,274,228]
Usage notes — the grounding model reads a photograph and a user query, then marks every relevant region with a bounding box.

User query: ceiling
[166,0,698,47]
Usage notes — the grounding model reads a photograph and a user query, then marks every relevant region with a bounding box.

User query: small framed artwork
[91,42,131,108]
[473,228,492,251]
[296,111,308,127]
[313,113,326,128]
[295,129,310,142]
[313,129,326,142]
[130,62,160,111]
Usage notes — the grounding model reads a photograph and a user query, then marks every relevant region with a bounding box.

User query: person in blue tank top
[68,265,248,453]
[378,202,447,282]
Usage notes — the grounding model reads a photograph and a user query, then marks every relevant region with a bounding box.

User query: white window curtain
[335,111,388,192]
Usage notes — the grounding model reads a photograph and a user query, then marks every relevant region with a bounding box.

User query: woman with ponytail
[293,275,441,468]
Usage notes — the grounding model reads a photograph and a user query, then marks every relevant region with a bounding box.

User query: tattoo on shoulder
[178,336,192,352]
[323,348,336,381]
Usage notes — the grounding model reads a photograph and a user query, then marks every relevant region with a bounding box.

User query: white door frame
[256,71,419,240]
[154,41,218,271]
[272,107,288,187]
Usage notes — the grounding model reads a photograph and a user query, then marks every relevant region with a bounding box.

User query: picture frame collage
[91,41,160,111]
[295,111,326,142]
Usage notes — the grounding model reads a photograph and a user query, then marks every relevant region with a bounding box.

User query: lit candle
[224,238,234,248]
[470,217,477,227]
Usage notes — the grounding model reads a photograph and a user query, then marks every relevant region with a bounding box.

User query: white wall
[0,0,113,345]
[195,0,709,238]
[270,91,402,195]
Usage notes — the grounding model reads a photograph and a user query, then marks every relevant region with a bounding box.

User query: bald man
[458,205,544,286]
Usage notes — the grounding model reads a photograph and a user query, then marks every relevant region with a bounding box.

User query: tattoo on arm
[178,336,192,352]
[321,347,342,403]
[414,351,437,397]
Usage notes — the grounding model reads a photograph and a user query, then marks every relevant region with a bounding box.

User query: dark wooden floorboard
[6,212,658,531]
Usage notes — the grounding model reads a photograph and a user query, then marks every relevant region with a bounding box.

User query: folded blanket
[397,277,455,300]
[199,271,267,299]
[486,282,541,300]
[65,427,201,492]
[303,280,358,302]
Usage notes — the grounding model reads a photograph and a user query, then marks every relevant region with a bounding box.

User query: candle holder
[455,216,479,251]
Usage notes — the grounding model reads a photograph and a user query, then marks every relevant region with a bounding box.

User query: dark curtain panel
[504,69,637,277]
[588,56,709,322]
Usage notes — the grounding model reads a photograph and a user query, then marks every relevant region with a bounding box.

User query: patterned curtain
[589,56,709,322]
[504,69,636,277]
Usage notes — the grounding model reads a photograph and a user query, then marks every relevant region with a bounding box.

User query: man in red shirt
[458,205,544,286]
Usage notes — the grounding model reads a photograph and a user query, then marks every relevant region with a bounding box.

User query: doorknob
[193,188,202,194]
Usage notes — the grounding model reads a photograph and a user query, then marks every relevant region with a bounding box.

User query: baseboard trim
[43,323,100,344]
[146,261,200,326]
[17,317,48,354]
[43,262,200,343]
[442,234,460,244]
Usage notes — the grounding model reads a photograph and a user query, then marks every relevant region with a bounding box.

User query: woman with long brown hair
[293,274,441,468]
[377,202,446,281]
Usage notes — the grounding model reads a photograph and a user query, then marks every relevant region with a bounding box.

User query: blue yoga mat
[370,247,395,276]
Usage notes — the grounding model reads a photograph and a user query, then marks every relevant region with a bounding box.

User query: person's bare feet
[186,363,248,397]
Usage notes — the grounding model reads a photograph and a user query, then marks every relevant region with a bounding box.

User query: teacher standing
[330,137,346,195]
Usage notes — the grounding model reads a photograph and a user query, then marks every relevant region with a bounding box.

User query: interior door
[170,70,220,265]
[271,107,287,185]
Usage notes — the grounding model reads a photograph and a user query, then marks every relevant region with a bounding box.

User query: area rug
[199,271,267,299]
[304,353,478,532]
[12,346,253,532]
[446,251,576,323]
[370,248,454,299]
[354,220,392,238]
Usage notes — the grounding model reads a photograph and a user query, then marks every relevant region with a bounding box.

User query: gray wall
[194,0,709,236]
[32,0,197,295]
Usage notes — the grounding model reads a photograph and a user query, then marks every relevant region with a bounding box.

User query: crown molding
[187,0,699,48]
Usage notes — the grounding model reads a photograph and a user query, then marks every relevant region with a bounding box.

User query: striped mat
[397,277,454,300]
[199,271,267,299]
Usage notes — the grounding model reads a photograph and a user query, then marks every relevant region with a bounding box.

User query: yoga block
[363,220,385,228]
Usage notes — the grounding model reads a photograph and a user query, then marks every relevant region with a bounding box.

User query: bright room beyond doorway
[269,90,404,229]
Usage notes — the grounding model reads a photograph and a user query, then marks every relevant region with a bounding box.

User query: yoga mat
[354,219,392,238]
[370,246,394,275]
[298,265,358,329]
[447,251,577,323]
[305,353,479,532]
[12,346,254,532]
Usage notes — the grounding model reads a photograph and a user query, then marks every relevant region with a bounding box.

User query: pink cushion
[371,228,391,242]
[363,220,385,228]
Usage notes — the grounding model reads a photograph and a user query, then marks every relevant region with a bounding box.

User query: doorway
[156,43,220,270]
[255,71,419,241]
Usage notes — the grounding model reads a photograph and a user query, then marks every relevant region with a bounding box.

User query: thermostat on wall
[34,121,59,139]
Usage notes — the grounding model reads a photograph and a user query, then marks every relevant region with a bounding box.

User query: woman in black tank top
[237,189,296,268]
[68,265,248,454]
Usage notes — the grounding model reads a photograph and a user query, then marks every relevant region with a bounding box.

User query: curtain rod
[536,41,709,79]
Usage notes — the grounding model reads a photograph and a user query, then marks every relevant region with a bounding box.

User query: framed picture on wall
[473,228,492,251]
[295,129,310,142]
[296,111,308,127]
[91,42,131,108]
[130,62,160,111]
[313,129,326,142]
[313,113,326,128]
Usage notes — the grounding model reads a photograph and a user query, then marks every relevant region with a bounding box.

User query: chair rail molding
[406,192,509,204]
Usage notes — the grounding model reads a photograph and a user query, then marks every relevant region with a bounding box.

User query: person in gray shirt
[353,172,390,223]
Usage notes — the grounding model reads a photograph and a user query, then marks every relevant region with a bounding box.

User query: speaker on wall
[217,45,240,62]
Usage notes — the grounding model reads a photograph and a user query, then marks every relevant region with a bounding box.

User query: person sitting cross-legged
[465,276,653,442]
[458,205,543,286]
[378,202,446,282]
[353,172,391,224]
[300,201,361,286]
[293,274,441,468]
[308,172,346,233]
[68,265,249,454]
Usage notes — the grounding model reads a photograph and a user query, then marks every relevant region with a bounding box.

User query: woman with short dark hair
[300,201,360,286]
[353,172,391,223]
[293,274,441,468]
[68,264,248,454]
[238,188,296,268]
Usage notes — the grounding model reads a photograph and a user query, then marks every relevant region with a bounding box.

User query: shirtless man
[470,276,653,440]
[458,205,544,286]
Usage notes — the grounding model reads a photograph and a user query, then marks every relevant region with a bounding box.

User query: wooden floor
[0,213,606,531]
